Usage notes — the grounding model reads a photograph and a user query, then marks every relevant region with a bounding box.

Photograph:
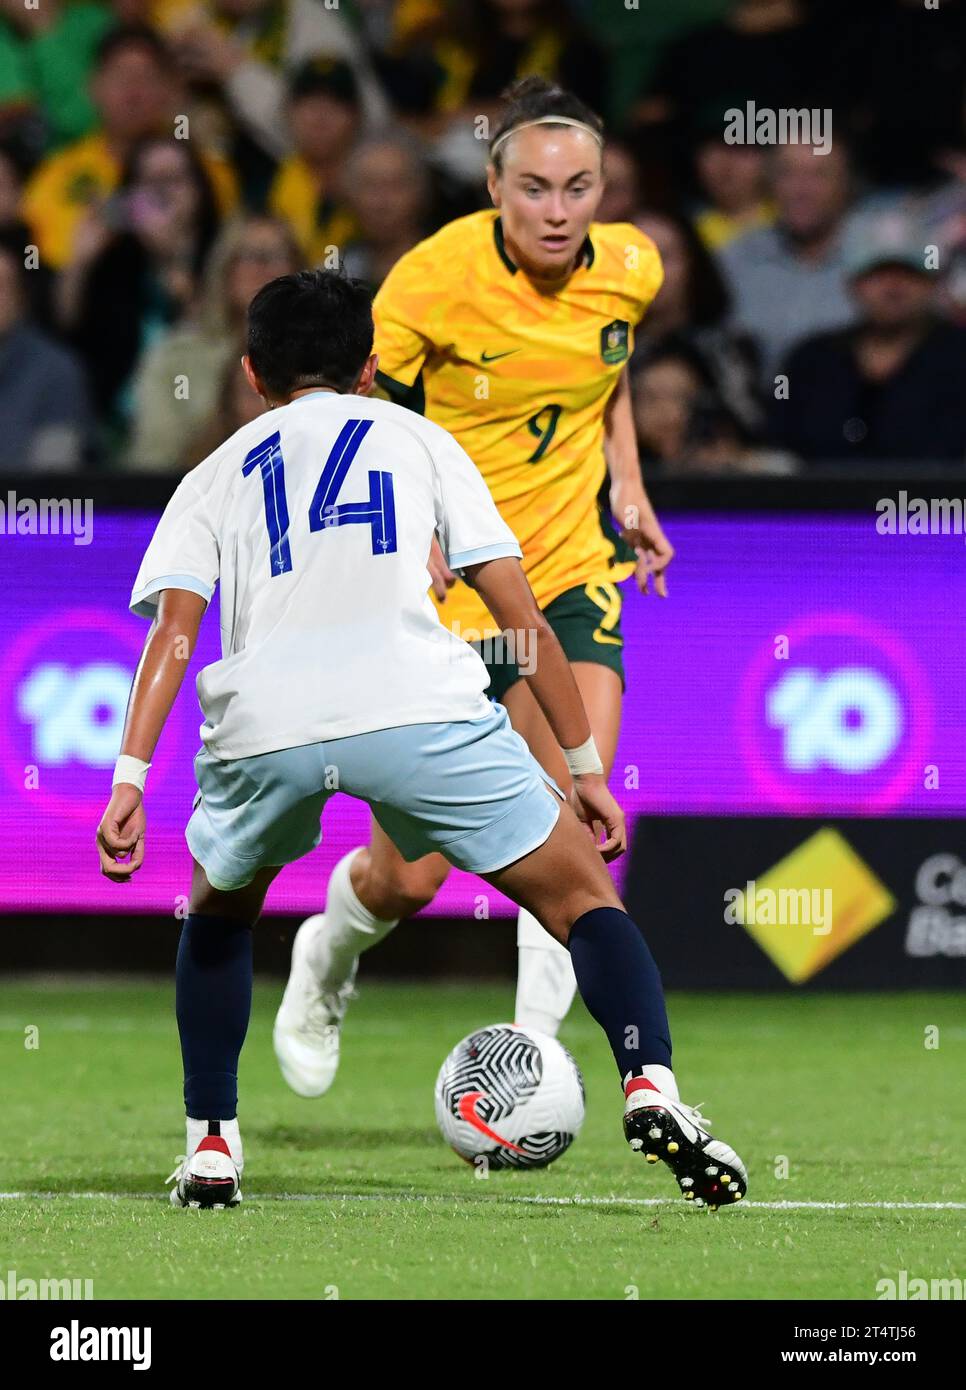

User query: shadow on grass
[248,1123,442,1151]
[12,1171,446,1198]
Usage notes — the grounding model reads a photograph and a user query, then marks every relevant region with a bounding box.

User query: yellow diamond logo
[733,827,896,983]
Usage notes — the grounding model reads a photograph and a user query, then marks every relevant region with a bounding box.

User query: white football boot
[273,915,357,1098]
[624,1085,748,1210]
[166,1135,241,1209]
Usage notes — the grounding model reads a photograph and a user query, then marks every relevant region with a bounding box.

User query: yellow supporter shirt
[21,131,239,270]
[694,200,776,252]
[269,155,358,266]
[373,209,663,638]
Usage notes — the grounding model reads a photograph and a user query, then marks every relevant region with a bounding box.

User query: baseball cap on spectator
[844,211,931,279]
[288,58,361,110]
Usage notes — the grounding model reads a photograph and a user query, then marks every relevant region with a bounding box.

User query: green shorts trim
[473,580,626,705]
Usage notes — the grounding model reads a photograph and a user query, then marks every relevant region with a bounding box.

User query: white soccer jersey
[130,390,522,759]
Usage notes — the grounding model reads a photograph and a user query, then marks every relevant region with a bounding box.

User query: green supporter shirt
[0,21,31,108]
[581,0,732,126]
[0,3,113,150]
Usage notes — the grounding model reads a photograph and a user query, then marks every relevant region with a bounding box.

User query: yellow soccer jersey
[373,210,663,638]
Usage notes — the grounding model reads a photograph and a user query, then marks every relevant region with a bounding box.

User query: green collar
[493,216,595,276]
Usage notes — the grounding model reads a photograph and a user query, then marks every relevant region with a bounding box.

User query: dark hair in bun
[489,77,604,174]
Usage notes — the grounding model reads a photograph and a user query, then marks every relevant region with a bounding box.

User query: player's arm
[604,366,674,596]
[371,248,432,415]
[96,588,207,882]
[466,558,589,748]
[465,556,625,859]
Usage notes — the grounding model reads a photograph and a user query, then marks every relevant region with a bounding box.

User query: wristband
[562,735,603,777]
[113,755,151,792]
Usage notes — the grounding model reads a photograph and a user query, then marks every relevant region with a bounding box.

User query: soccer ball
[434,1023,585,1169]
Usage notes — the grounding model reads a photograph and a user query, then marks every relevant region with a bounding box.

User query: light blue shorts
[186,702,563,892]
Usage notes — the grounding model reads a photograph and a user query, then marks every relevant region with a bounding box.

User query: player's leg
[172,742,332,1205]
[169,861,281,1207]
[502,675,574,1031]
[335,704,744,1207]
[318,818,452,984]
[505,650,623,1036]
[274,818,451,1098]
[480,802,746,1209]
[481,799,671,1073]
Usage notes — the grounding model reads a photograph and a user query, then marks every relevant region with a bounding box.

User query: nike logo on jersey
[480,349,520,362]
[457,1091,526,1153]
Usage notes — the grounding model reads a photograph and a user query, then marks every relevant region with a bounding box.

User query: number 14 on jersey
[242,418,397,577]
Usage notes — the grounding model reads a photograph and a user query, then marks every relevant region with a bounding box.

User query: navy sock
[176,914,253,1120]
[568,907,672,1082]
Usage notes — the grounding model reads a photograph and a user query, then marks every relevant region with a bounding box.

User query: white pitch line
[0,1192,963,1211]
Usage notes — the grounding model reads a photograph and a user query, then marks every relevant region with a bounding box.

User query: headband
[490,116,603,158]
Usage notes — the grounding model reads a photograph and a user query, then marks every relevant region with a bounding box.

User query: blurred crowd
[1,0,965,476]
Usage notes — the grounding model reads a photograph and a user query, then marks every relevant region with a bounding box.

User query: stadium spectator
[0,143,54,325]
[268,58,362,265]
[580,0,731,128]
[919,154,966,327]
[0,0,113,151]
[1,1,960,475]
[632,209,763,437]
[370,0,607,184]
[59,134,221,438]
[19,24,237,270]
[168,0,388,163]
[0,231,92,470]
[596,140,641,226]
[691,129,774,251]
[828,0,966,191]
[632,340,711,468]
[682,407,796,475]
[770,215,966,467]
[634,0,845,156]
[0,143,22,222]
[717,141,860,382]
[178,354,265,470]
[126,213,299,470]
[631,338,793,475]
[340,133,432,288]
[371,0,607,124]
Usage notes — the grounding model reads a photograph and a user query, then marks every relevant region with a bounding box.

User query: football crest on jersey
[600,319,629,364]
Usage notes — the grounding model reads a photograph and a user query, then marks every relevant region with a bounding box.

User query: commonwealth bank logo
[726,828,896,982]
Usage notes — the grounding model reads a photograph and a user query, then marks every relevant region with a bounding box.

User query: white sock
[187,1117,243,1173]
[306,848,399,985]
[623,1064,680,1103]
[514,907,578,1037]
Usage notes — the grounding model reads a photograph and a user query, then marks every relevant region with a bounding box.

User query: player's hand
[428,535,456,601]
[569,772,626,862]
[610,483,674,597]
[634,521,674,597]
[96,784,146,882]
[633,522,672,594]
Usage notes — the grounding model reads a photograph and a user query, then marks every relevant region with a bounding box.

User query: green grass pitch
[0,979,962,1300]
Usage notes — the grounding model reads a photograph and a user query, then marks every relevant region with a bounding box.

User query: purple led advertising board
[0,509,962,915]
